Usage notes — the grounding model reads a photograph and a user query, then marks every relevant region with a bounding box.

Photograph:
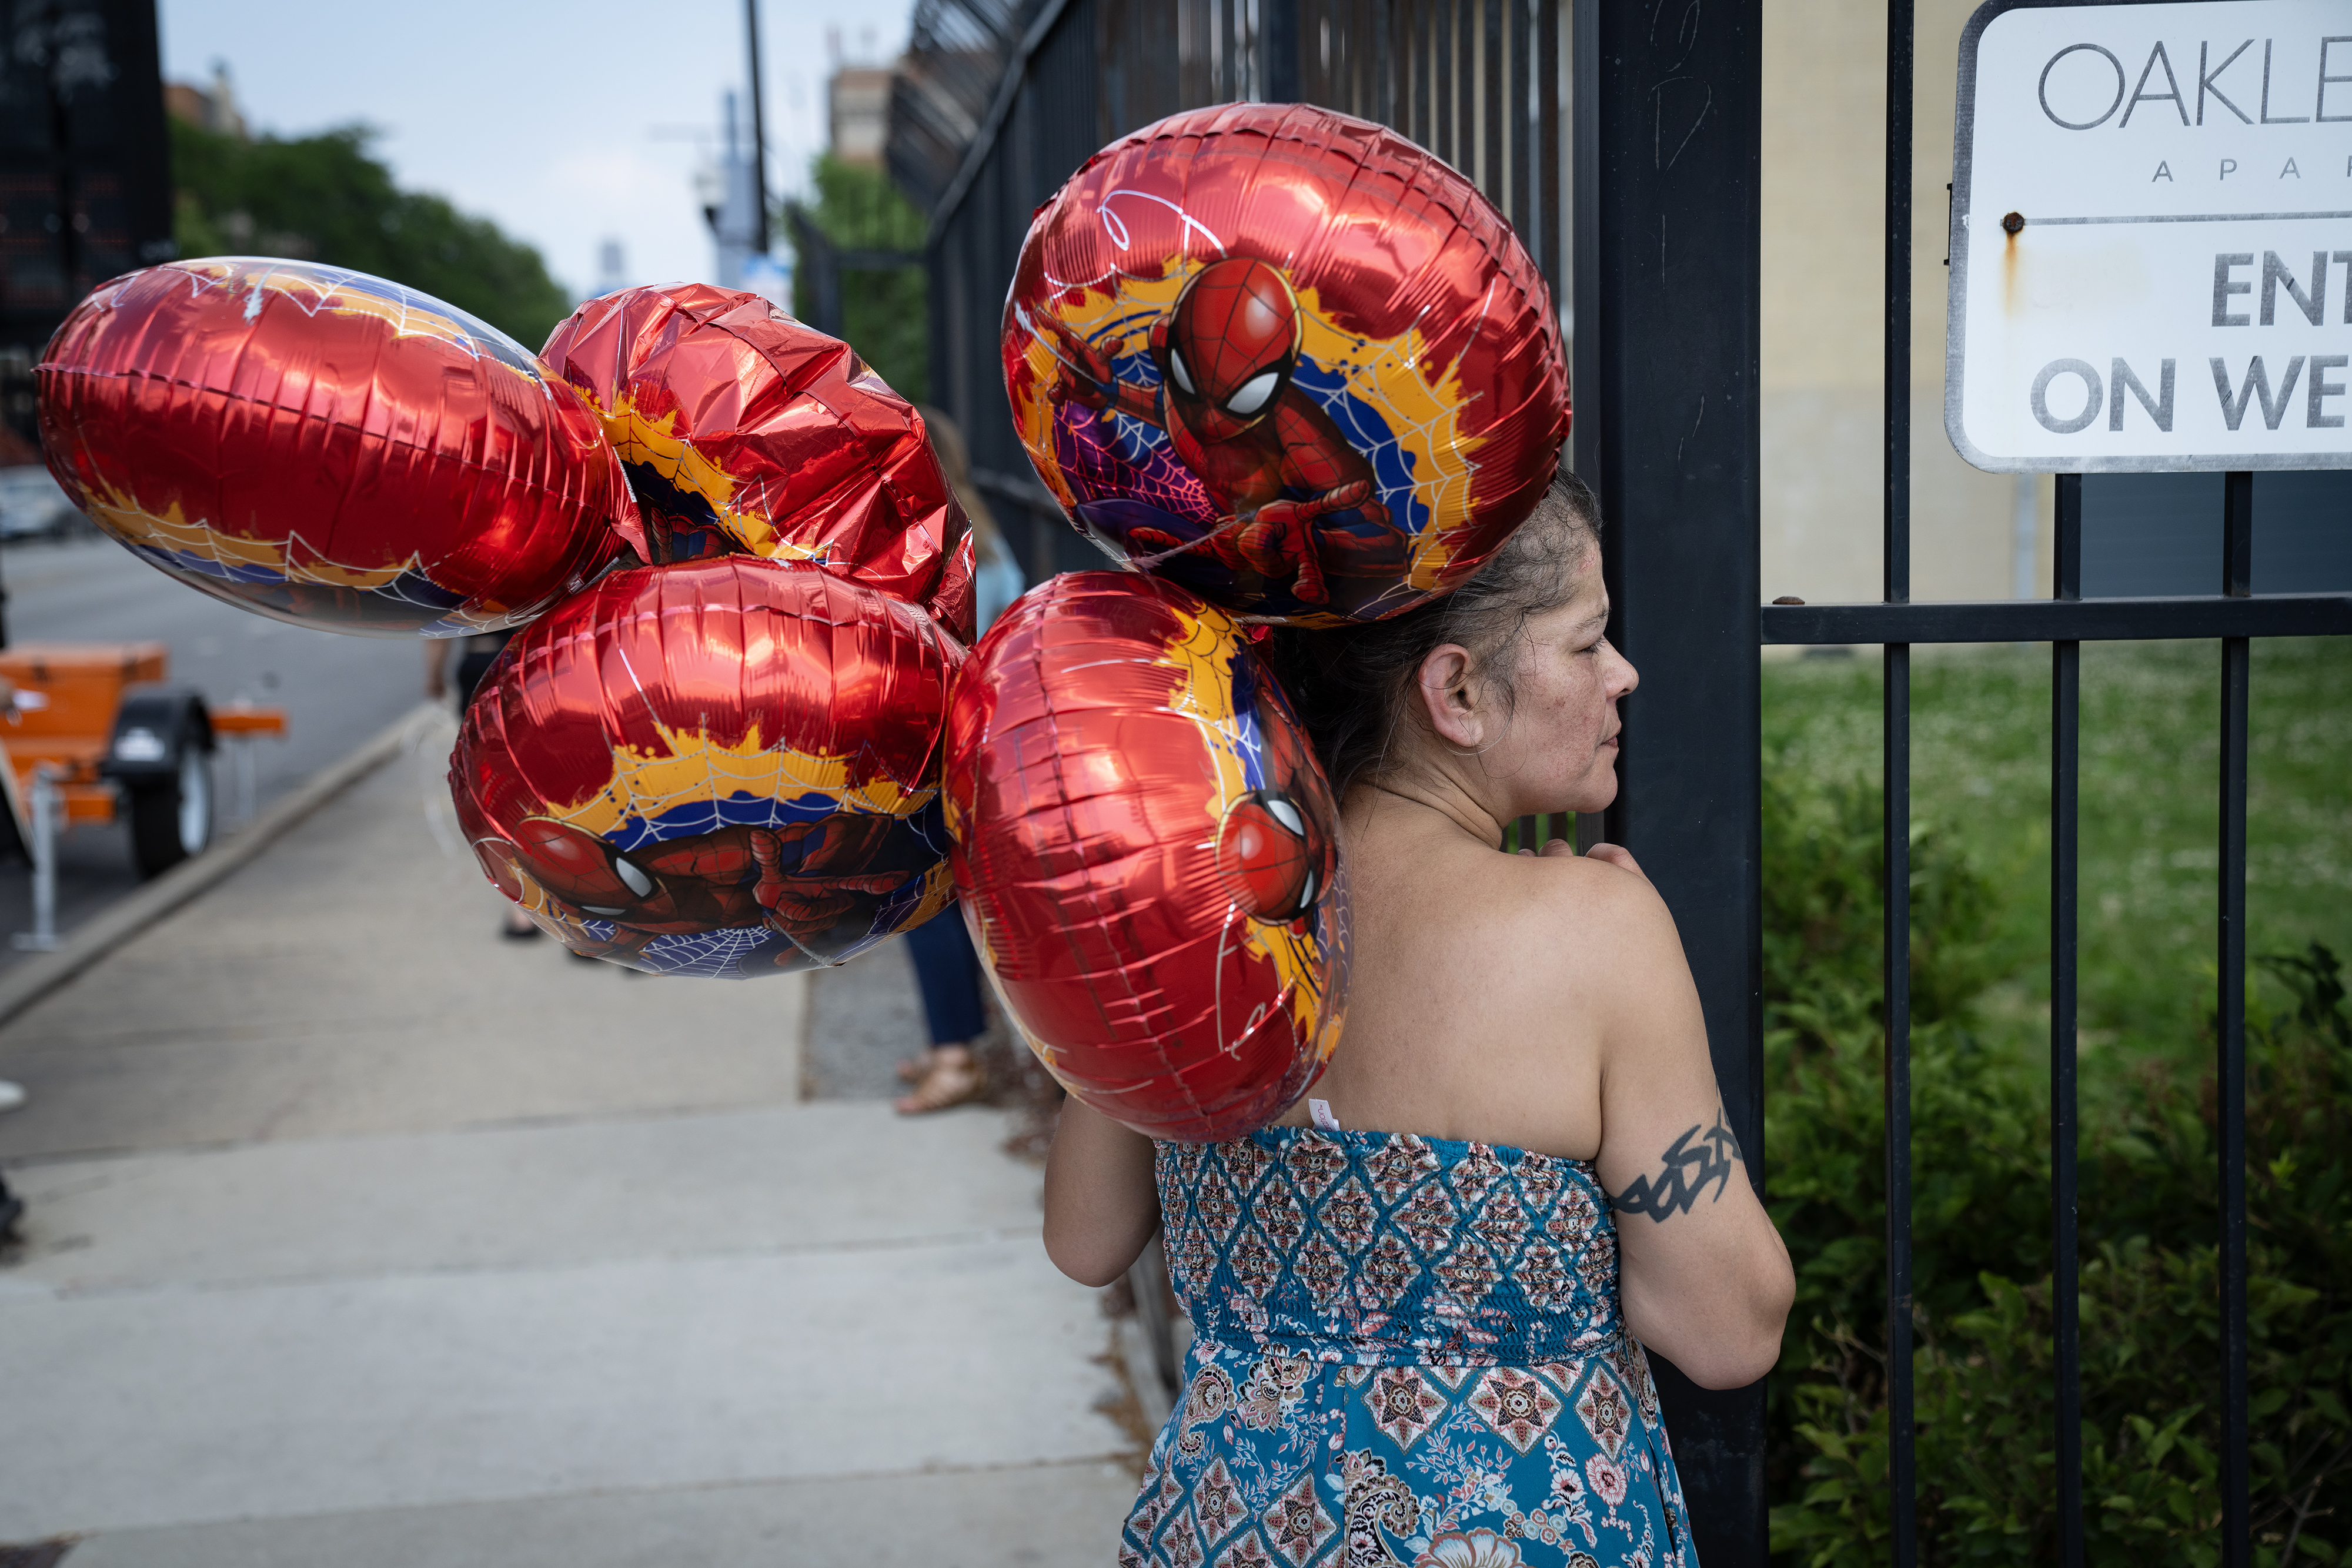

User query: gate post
[1569,1,1767,1561]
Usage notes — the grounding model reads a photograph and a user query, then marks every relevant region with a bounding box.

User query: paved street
[0,714,1138,1565]
[0,533,422,966]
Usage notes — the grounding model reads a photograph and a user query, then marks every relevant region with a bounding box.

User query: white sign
[1947,0,2352,471]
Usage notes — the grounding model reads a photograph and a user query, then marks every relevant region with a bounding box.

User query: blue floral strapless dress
[1122,1128,1695,1568]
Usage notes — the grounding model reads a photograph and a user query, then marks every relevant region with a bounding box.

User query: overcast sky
[157,0,911,300]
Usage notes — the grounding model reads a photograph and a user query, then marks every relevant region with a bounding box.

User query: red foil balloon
[1003,103,1568,627]
[451,557,963,976]
[540,283,975,640]
[944,571,1348,1140]
[36,258,629,635]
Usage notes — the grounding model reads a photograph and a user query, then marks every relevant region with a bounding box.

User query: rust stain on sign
[2002,212,2025,315]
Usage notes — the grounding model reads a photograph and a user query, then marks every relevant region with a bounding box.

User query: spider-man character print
[610,465,743,565]
[1041,258,1408,607]
[1214,682,1338,928]
[477,812,939,974]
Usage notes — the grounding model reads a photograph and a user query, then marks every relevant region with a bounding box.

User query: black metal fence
[890,2,2352,1562]
[1755,4,2350,1560]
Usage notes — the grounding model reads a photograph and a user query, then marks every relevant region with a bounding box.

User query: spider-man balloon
[36,258,629,635]
[944,571,1347,1140]
[452,557,963,975]
[540,282,974,640]
[1004,103,1568,627]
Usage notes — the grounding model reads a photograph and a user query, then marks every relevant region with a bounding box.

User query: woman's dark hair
[1261,467,1601,800]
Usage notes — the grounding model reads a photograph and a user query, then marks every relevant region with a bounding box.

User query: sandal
[894,1046,988,1115]
[896,1049,944,1084]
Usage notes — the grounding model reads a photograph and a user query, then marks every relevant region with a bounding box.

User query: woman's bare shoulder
[1508,848,1680,944]
[1351,835,1689,1024]
[1477,851,1694,1018]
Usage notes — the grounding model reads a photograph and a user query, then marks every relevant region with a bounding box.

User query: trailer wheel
[128,733,213,878]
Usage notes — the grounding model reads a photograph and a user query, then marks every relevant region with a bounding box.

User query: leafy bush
[1760,771,2352,1565]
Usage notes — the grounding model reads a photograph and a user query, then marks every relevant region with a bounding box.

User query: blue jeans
[904,904,987,1047]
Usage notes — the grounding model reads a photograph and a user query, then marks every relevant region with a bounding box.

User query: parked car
[0,464,80,541]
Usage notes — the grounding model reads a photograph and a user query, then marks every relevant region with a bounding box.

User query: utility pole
[745,0,770,253]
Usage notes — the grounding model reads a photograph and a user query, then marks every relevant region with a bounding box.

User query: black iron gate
[1756,3,2351,1561]
[891,2,2352,1561]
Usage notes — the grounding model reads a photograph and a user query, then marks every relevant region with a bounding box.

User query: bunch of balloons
[956,102,1568,1136]
[33,101,1565,1138]
[38,261,971,978]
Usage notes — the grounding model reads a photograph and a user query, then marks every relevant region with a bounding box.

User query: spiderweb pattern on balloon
[572,858,942,978]
[597,922,785,978]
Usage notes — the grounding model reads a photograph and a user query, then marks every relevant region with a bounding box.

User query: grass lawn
[1762,636,2352,1065]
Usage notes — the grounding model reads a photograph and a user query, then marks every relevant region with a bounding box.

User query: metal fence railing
[1755,6,2351,1563]
[890,2,2352,1562]
[1764,484,2352,1568]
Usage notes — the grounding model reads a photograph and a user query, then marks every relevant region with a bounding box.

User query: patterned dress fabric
[1123,1127,1695,1568]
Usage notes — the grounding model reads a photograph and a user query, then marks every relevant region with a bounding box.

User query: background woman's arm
[1041,1096,1161,1286]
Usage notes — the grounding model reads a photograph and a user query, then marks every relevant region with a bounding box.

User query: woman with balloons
[1038,469,1795,1566]
[986,107,1793,1564]
[33,94,1789,1568]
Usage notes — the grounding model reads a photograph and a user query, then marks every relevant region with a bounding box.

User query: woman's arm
[1579,858,1795,1389]
[1041,1095,1161,1287]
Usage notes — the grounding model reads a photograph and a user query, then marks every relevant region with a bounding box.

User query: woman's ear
[1415,643,1487,751]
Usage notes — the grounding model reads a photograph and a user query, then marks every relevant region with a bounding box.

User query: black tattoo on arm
[1611,1104,1744,1223]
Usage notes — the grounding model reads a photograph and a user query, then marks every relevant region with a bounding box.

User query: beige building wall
[1762,0,2055,607]
[829,66,897,169]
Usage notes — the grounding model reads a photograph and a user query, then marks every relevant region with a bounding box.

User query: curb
[0,703,438,1033]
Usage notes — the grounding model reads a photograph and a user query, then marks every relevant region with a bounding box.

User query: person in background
[896,407,1026,1115]
[425,633,538,941]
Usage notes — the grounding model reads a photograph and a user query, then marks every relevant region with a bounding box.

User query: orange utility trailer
[0,641,285,888]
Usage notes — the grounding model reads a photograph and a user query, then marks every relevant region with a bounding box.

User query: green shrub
[1760,771,2352,1565]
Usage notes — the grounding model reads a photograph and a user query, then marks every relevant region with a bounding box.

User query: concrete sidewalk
[0,712,1137,1565]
